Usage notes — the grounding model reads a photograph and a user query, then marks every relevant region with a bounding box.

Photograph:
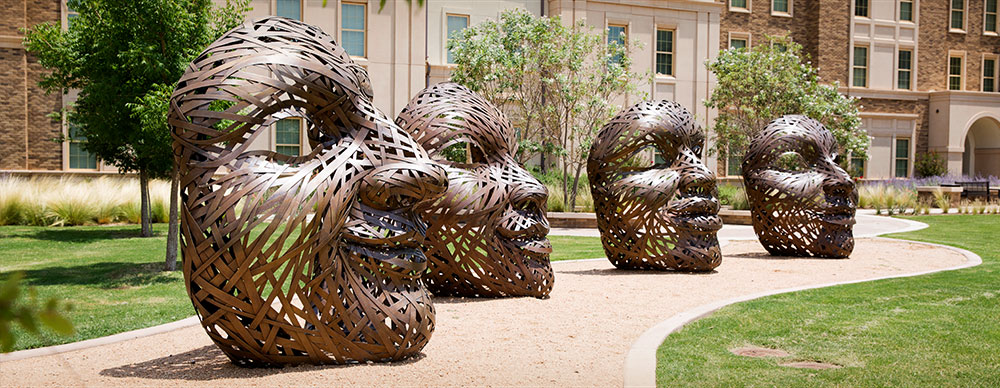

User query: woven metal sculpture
[169,17,449,366]
[587,100,722,271]
[742,115,857,258]
[395,82,554,298]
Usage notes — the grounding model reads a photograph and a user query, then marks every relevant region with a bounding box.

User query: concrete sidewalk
[550,214,925,241]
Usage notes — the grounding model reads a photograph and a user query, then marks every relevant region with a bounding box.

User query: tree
[705,36,868,169]
[449,9,645,210]
[24,0,250,270]
[0,273,73,352]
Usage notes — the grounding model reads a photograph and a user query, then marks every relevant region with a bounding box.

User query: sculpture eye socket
[774,152,810,172]
[435,141,488,165]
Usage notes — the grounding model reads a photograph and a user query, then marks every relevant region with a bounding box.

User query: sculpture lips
[674,214,723,232]
[513,238,553,254]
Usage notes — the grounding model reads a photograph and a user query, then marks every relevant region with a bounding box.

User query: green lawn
[656,215,1000,387]
[0,224,605,351]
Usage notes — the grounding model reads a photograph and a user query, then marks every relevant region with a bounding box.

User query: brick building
[721,0,1000,179]
[2,0,998,179]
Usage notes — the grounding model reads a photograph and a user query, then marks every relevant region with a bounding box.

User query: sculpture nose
[360,160,449,210]
[823,164,855,206]
[674,148,716,198]
[498,165,550,240]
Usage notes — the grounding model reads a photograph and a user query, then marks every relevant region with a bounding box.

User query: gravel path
[0,238,968,387]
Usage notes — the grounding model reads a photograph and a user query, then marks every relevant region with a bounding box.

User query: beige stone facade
[3,0,998,179]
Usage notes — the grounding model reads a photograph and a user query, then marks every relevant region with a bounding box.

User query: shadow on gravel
[99,345,426,381]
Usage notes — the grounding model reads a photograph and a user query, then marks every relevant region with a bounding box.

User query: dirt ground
[0,238,969,387]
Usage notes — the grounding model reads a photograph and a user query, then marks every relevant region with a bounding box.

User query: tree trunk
[569,166,583,211]
[164,168,180,271]
[561,163,569,209]
[139,169,152,237]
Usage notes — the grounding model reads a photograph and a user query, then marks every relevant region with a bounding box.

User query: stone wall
[858,97,931,155]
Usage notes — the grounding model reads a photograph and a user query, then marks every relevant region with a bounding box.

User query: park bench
[956,181,991,201]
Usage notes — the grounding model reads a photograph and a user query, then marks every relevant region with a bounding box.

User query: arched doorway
[962,116,1000,177]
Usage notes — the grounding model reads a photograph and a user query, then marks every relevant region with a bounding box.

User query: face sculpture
[587,101,722,271]
[395,82,554,298]
[742,115,857,258]
[169,17,448,366]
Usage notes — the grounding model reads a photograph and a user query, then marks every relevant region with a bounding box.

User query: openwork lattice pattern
[396,82,554,298]
[587,100,722,271]
[742,115,857,258]
[169,17,449,366]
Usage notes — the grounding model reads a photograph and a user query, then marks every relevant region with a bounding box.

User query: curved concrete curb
[622,238,982,388]
[0,316,200,363]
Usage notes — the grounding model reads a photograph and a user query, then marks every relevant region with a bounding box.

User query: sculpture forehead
[400,82,514,154]
[750,115,836,154]
[593,100,700,163]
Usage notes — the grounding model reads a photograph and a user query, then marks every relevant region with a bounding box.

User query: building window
[68,123,97,170]
[951,0,965,31]
[607,24,627,65]
[655,29,674,76]
[66,2,79,29]
[986,0,998,33]
[446,14,469,64]
[276,0,301,20]
[342,2,366,58]
[730,0,749,11]
[949,55,964,90]
[855,0,869,17]
[850,156,866,178]
[853,46,868,87]
[772,41,788,52]
[772,0,789,14]
[984,56,997,92]
[275,118,301,157]
[730,36,748,49]
[727,152,743,177]
[899,0,914,21]
[897,49,913,90]
[894,138,910,177]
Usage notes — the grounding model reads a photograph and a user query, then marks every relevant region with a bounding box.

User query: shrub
[933,189,951,213]
[718,184,750,210]
[914,152,948,178]
[0,176,173,226]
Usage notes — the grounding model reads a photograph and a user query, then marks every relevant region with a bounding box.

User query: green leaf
[39,310,75,336]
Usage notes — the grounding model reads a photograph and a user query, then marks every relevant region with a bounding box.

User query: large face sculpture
[395,82,553,298]
[587,101,722,271]
[742,115,857,258]
[170,18,447,366]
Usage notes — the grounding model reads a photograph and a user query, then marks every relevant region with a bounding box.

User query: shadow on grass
[99,345,426,381]
[15,262,177,288]
[5,227,163,243]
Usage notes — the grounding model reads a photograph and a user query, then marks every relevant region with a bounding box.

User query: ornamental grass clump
[0,176,173,226]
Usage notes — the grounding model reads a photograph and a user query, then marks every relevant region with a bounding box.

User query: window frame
[985,0,999,34]
[341,1,368,58]
[852,45,869,88]
[445,13,470,65]
[855,0,869,17]
[728,32,751,50]
[950,0,967,33]
[771,0,792,16]
[654,28,675,77]
[66,121,98,171]
[948,52,965,90]
[983,54,998,92]
[896,48,914,90]
[899,0,915,22]
[607,23,628,66]
[729,0,751,13]
[274,117,303,157]
[726,148,743,177]
[274,0,303,20]
[893,137,911,178]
